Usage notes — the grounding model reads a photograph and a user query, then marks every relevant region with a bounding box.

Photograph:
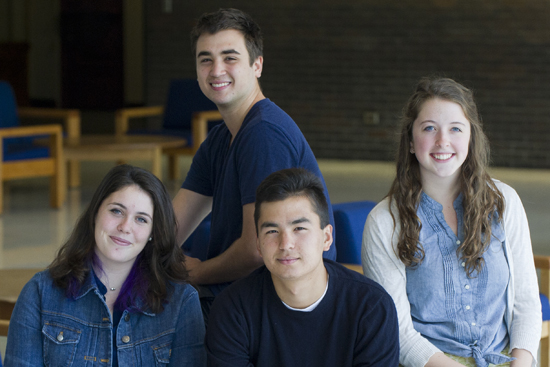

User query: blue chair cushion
[182,213,211,262]
[332,200,377,265]
[541,293,550,321]
[3,137,50,162]
[0,81,19,128]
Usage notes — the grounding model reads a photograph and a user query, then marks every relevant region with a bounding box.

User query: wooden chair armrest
[535,255,550,270]
[0,124,63,138]
[18,107,81,138]
[341,263,363,274]
[115,106,164,135]
[191,110,222,153]
[0,319,9,337]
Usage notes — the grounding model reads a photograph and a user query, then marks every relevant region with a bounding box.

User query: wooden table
[0,268,42,335]
[64,135,187,187]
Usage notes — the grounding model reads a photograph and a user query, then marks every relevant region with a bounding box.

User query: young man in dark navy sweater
[206,168,399,366]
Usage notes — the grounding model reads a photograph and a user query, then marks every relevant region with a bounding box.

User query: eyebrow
[419,120,467,126]
[260,217,311,229]
[197,49,241,58]
[109,202,153,220]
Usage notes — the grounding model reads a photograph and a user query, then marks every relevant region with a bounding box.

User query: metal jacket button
[122,335,130,343]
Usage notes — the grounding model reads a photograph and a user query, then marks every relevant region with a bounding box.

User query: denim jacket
[5,269,206,367]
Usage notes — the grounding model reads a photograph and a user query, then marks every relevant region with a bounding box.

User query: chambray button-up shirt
[406,193,512,367]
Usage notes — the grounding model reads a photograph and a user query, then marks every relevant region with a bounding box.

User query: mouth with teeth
[211,81,231,90]
[432,153,454,161]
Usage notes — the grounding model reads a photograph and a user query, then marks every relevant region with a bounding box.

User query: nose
[210,60,225,78]
[436,130,450,147]
[279,231,295,251]
[117,217,131,233]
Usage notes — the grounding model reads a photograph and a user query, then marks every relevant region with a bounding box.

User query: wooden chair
[115,79,222,180]
[0,80,81,214]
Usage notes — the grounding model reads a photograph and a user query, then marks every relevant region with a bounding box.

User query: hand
[510,348,533,367]
[184,255,202,284]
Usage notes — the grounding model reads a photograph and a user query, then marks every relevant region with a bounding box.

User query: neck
[219,88,265,137]
[272,265,328,309]
[92,260,134,292]
[421,174,461,207]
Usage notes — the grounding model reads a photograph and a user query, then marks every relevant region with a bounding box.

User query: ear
[256,237,263,258]
[322,224,333,252]
[253,56,263,78]
[410,141,415,154]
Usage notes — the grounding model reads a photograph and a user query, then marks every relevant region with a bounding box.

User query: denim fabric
[406,193,511,367]
[5,270,206,367]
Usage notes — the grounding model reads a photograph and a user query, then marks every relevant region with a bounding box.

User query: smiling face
[196,29,263,110]
[256,196,332,287]
[410,98,471,186]
[94,185,154,269]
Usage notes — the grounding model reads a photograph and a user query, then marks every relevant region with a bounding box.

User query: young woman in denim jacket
[5,165,206,366]
[362,78,541,367]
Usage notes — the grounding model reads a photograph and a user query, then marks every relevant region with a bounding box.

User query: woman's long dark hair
[389,77,504,277]
[48,165,187,313]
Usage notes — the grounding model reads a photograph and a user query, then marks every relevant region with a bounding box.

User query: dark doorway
[61,0,123,109]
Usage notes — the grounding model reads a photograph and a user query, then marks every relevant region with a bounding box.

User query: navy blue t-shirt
[182,99,335,293]
[206,260,399,366]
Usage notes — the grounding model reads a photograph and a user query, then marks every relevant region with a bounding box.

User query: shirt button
[57,332,64,342]
[456,240,461,245]
[461,262,465,267]
[122,335,130,343]
[465,285,470,290]
[465,305,471,310]
[472,322,476,326]
[124,314,130,322]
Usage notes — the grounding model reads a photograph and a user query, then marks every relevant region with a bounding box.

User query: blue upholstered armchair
[115,79,222,180]
[0,81,80,214]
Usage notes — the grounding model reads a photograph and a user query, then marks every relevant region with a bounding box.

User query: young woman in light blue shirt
[362,78,541,367]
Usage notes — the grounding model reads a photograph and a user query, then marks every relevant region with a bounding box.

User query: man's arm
[173,188,213,246]
[179,199,264,285]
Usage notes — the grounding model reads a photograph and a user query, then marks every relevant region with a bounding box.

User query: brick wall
[145,0,550,168]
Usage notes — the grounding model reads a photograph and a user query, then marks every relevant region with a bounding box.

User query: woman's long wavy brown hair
[389,77,504,277]
[48,165,188,313]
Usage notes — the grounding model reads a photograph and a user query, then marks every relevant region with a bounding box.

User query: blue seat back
[333,200,377,264]
[0,80,20,128]
[541,293,550,321]
[163,79,219,131]
[0,80,50,162]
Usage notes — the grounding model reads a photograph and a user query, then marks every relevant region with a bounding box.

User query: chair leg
[168,154,179,181]
[0,175,3,215]
[68,160,80,188]
[542,336,549,367]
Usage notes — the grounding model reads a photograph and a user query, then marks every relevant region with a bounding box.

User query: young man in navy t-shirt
[206,168,399,366]
[172,8,335,321]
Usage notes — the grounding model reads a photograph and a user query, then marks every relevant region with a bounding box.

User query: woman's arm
[499,182,541,367]
[169,285,206,367]
[361,201,441,367]
[4,274,44,366]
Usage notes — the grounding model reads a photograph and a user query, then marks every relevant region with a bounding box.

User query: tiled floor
[1,157,549,359]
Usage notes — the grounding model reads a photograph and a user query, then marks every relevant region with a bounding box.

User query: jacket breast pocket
[152,342,172,366]
[42,322,82,367]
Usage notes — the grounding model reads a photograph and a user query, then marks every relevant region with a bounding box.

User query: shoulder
[364,197,397,234]
[325,260,394,304]
[240,100,300,139]
[17,269,58,302]
[492,179,524,214]
[171,282,200,303]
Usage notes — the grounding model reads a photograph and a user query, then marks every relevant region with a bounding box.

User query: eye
[451,126,462,132]
[423,125,435,132]
[294,226,307,232]
[110,208,122,215]
[225,56,237,62]
[199,58,212,64]
[265,229,278,235]
[136,216,148,224]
